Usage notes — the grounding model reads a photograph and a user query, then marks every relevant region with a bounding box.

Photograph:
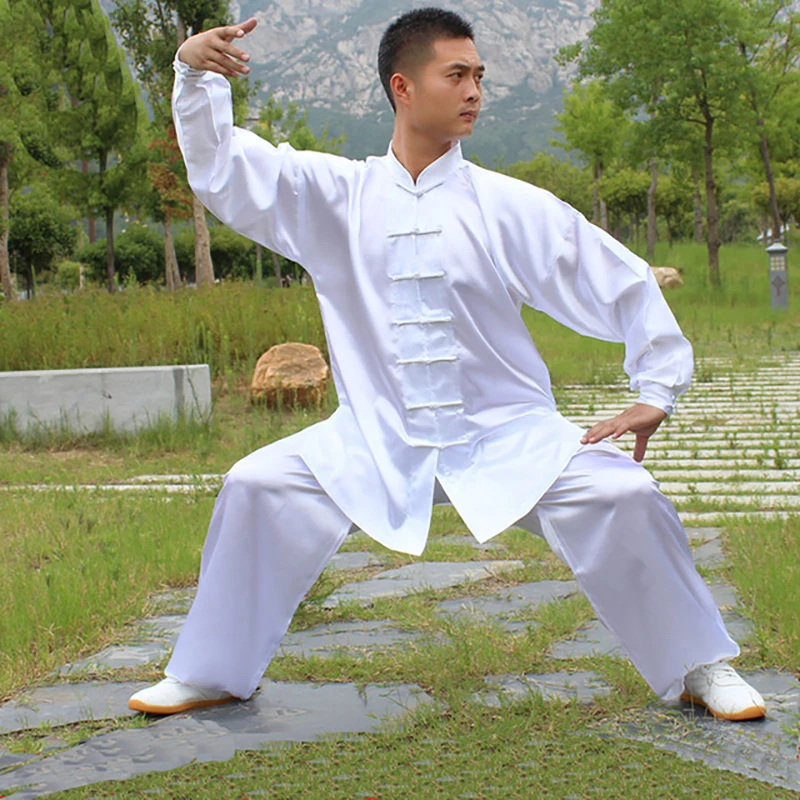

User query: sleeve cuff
[173,46,207,78]
[636,382,678,416]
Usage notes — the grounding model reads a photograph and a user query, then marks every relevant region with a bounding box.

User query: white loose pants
[166,430,739,702]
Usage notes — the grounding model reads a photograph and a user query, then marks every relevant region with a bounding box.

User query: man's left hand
[580,403,667,463]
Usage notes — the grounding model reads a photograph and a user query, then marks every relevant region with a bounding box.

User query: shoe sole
[128,695,235,715]
[679,691,766,721]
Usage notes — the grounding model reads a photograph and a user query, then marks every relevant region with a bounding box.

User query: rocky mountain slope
[233,0,599,163]
[100,0,600,163]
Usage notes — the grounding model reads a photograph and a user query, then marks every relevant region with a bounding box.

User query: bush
[174,225,256,280]
[8,188,78,293]
[76,223,165,285]
[55,261,83,291]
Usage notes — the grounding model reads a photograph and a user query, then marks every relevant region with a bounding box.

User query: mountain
[233,0,599,164]
[100,0,600,164]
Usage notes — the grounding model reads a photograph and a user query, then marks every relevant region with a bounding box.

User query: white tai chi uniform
[166,56,739,702]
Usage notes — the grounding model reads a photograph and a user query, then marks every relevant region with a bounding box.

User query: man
[129,8,765,721]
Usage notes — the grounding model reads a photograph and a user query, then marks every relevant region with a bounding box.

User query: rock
[251,343,329,408]
[651,267,684,288]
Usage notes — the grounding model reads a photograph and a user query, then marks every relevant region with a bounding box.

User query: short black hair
[378,7,474,112]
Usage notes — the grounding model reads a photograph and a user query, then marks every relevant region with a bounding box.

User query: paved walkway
[1,355,799,797]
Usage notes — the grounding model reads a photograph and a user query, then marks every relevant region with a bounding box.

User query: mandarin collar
[385,140,465,195]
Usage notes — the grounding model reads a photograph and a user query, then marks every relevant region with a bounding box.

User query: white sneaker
[681,662,766,721]
[128,676,236,715]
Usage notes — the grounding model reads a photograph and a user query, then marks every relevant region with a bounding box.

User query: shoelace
[704,663,741,686]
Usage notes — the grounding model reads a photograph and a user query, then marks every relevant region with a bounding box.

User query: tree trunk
[692,166,704,243]
[82,159,95,244]
[592,163,600,225]
[757,126,782,244]
[271,249,281,284]
[164,217,180,291]
[647,158,658,262]
[192,195,214,287]
[0,146,15,302]
[105,205,116,293]
[702,115,721,288]
[98,151,116,293]
[255,242,263,284]
[597,163,608,231]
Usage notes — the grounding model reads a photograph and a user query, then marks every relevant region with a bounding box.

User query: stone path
[2,355,799,796]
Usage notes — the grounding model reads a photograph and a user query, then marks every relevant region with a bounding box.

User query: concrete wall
[0,365,212,434]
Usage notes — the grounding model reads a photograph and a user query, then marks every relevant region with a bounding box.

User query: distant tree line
[1,0,798,298]
[0,0,340,300]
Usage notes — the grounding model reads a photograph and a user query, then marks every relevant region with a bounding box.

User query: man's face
[402,37,484,144]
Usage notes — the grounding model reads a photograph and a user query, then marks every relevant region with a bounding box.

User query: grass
[726,515,800,670]
[1,239,799,795]
[50,700,799,799]
[0,491,214,700]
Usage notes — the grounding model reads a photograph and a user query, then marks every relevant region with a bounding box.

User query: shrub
[76,224,165,285]
[55,261,83,291]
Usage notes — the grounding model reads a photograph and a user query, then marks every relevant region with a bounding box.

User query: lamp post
[766,242,789,310]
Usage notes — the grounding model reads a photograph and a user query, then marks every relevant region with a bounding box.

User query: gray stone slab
[693,538,725,569]
[326,552,383,571]
[0,682,432,799]
[434,535,507,552]
[322,560,523,608]
[0,682,147,734]
[615,670,800,792]
[684,526,722,543]
[549,620,624,660]
[277,620,421,658]
[435,580,578,629]
[0,365,211,434]
[61,615,186,673]
[0,749,38,770]
[478,671,612,706]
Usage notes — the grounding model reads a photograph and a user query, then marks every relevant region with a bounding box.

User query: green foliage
[54,260,82,291]
[252,96,345,154]
[76,223,165,284]
[505,152,593,218]
[599,167,650,223]
[174,225,264,281]
[752,176,800,225]
[8,187,77,291]
[553,80,627,175]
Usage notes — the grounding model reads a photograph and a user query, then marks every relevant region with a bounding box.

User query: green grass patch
[725,515,800,671]
[52,699,797,799]
[0,491,214,699]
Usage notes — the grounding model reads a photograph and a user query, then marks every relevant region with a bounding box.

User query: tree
[599,168,650,243]
[552,80,628,230]
[0,0,56,301]
[735,0,800,243]
[46,0,144,293]
[8,187,77,295]
[112,0,253,288]
[505,152,593,219]
[561,0,753,287]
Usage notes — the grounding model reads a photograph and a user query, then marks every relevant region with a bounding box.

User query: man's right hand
[177,17,258,77]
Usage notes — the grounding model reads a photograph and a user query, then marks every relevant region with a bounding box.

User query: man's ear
[390,72,413,110]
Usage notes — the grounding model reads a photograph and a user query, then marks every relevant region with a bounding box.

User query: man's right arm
[172,20,355,267]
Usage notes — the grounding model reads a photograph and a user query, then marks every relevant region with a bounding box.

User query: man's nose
[465,81,481,103]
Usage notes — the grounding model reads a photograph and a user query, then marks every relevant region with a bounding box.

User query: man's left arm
[519,200,693,462]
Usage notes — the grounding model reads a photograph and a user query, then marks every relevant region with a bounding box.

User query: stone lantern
[766,241,788,310]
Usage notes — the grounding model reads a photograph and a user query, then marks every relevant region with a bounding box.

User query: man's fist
[177,17,258,77]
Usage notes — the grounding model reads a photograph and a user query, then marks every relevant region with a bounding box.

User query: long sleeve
[537,209,693,414]
[471,167,693,415]
[172,54,357,266]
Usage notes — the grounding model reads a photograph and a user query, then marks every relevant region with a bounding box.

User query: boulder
[251,343,329,408]
[651,266,684,288]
